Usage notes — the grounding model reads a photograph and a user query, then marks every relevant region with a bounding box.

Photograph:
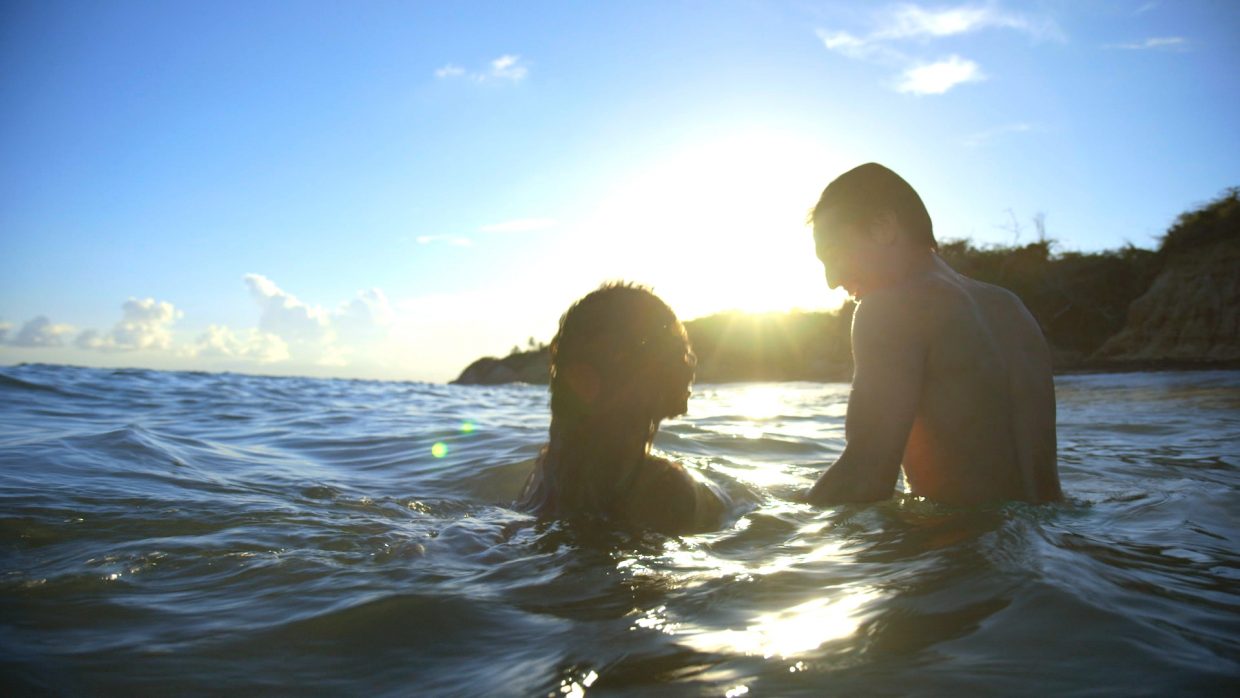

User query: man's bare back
[806,163,1061,506]
[880,257,1059,504]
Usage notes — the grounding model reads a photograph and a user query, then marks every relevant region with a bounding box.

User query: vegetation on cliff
[1098,188,1239,362]
[1156,187,1238,259]
[684,308,855,383]
[453,189,1238,384]
[938,239,1160,362]
[451,345,550,385]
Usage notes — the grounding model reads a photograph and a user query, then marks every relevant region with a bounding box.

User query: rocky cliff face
[1096,238,1240,362]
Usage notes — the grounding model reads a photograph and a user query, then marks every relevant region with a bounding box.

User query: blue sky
[2,1,1237,382]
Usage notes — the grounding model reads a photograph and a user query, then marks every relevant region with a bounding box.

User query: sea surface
[1,363,1238,696]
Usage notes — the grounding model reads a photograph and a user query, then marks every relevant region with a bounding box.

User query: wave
[1,364,1237,694]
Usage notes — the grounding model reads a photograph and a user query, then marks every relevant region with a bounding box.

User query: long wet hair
[524,282,695,517]
[550,282,694,426]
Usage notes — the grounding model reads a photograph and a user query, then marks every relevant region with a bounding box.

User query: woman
[518,283,726,534]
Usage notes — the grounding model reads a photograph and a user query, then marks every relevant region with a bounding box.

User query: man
[806,163,1061,506]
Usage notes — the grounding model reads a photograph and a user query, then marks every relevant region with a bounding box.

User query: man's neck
[870,246,937,293]
[900,245,937,275]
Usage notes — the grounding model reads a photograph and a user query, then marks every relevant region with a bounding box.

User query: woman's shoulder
[629,456,726,533]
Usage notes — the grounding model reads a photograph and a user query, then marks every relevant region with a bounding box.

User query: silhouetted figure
[807,163,1062,506]
[518,283,726,533]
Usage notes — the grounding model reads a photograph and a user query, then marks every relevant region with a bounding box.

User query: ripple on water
[1,365,1238,694]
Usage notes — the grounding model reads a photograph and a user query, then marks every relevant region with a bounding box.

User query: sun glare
[730,384,789,420]
[571,129,855,321]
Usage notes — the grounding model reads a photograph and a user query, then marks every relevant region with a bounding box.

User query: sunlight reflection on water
[2,366,1237,695]
[715,384,792,420]
[709,458,805,489]
[680,587,881,659]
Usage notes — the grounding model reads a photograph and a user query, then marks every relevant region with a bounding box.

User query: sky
[1,0,1237,383]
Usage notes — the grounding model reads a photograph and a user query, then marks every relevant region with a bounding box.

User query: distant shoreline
[455,189,1239,386]
[1052,358,1240,375]
[446,346,1240,386]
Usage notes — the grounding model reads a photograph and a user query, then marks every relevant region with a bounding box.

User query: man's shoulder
[874,270,1027,318]
[954,276,1044,335]
[852,280,937,339]
[855,282,924,319]
[961,276,1026,307]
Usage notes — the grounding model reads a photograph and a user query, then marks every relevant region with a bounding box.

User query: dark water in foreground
[1,364,1238,696]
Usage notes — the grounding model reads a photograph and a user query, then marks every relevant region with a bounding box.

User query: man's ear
[870,211,900,246]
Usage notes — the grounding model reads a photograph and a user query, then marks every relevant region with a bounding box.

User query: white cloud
[897,55,984,95]
[1105,36,1187,51]
[115,298,180,349]
[489,54,528,81]
[877,4,1062,42]
[963,122,1036,147]
[335,287,394,347]
[10,316,76,347]
[434,54,529,83]
[75,298,182,352]
[477,218,558,234]
[816,29,900,62]
[193,325,289,363]
[245,274,334,346]
[886,4,992,37]
[339,288,393,325]
[817,3,1062,94]
[238,274,400,367]
[0,278,417,378]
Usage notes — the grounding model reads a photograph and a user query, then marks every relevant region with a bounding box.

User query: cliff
[451,348,549,385]
[1095,189,1240,362]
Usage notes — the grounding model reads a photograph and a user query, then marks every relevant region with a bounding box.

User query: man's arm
[807,290,925,505]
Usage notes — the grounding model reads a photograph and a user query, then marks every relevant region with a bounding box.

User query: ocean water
[1,363,1237,696]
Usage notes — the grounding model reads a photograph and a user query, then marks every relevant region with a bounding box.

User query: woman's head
[549,283,695,426]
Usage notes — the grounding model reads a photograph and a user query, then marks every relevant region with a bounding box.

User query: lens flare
[461,421,475,433]
[431,442,448,458]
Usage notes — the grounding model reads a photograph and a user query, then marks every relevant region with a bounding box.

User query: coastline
[454,190,1239,386]
[448,349,1240,386]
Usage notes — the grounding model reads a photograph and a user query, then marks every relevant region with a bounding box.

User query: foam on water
[2,364,1238,695]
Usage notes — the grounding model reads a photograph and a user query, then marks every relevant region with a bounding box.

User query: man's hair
[811,163,936,249]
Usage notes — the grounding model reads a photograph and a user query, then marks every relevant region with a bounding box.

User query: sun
[567,128,854,321]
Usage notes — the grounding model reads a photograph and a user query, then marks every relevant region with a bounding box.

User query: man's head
[810,163,935,298]
[549,283,695,426]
